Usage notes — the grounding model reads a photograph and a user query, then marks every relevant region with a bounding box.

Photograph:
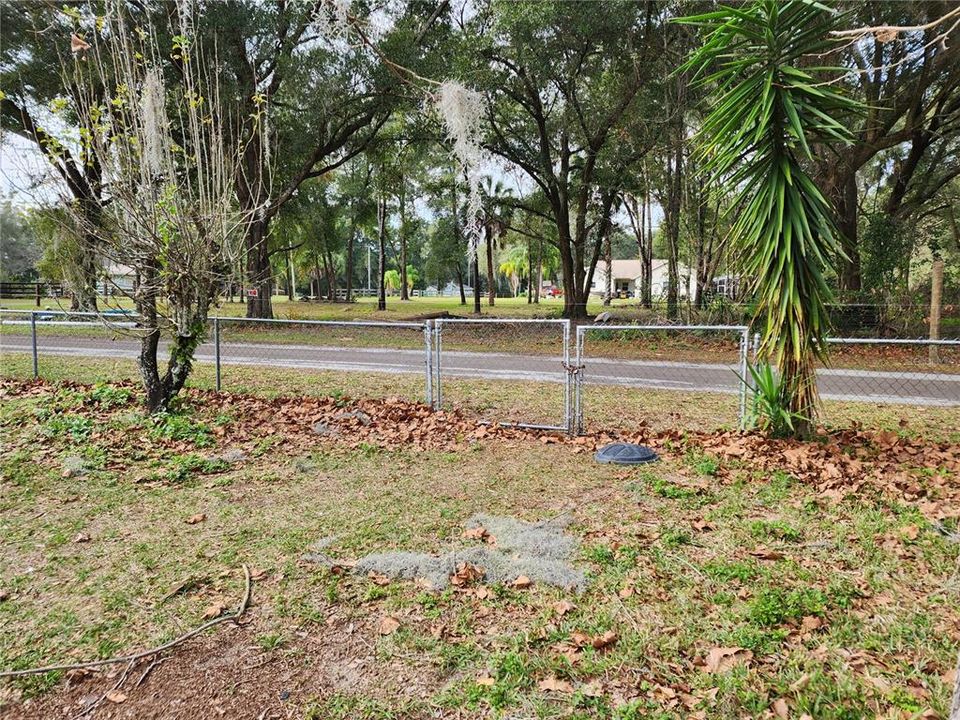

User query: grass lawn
[1,377,958,719]
[1,294,591,321]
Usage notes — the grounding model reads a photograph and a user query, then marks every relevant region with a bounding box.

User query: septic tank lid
[594,442,659,465]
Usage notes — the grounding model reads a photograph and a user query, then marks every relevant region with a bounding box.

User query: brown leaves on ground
[185,513,206,525]
[202,600,228,620]
[702,646,754,674]
[377,615,400,636]
[463,526,497,544]
[449,562,484,587]
[104,690,127,704]
[538,675,574,693]
[5,378,957,519]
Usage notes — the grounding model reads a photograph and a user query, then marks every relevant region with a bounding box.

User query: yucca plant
[743,363,810,438]
[678,1,859,437]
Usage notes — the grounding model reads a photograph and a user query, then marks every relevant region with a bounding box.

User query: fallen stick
[0,564,252,679]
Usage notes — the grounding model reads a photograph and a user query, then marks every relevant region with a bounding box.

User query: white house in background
[590,259,693,299]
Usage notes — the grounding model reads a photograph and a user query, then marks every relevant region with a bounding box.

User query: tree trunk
[664,140,682,319]
[377,194,387,311]
[929,257,943,364]
[134,262,202,413]
[485,229,496,306]
[535,237,542,304]
[244,216,273,319]
[399,192,409,301]
[835,172,861,295]
[286,251,295,302]
[456,266,466,305]
[346,229,354,303]
[643,182,653,308]
[472,252,481,314]
[527,238,533,304]
[602,227,612,307]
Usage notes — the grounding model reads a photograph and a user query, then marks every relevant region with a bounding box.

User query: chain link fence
[213,317,432,404]
[3,310,957,433]
[432,318,571,431]
[573,324,750,433]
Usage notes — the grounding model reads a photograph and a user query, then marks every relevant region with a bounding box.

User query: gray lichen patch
[350,514,586,591]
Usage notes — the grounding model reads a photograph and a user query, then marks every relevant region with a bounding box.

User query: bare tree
[61,1,251,411]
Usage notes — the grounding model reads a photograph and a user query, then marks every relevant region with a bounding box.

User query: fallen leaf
[538,675,573,693]
[704,647,753,674]
[789,673,811,692]
[463,526,489,541]
[73,533,91,543]
[901,524,920,540]
[800,616,822,632]
[105,690,127,704]
[511,575,532,589]
[473,586,492,600]
[185,513,206,525]
[552,600,576,617]
[591,630,618,650]
[750,548,785,560]
[202,601,227,620]
[377,615,400,636]
[476,674,495,687]
[368,572,391,586]
[450,562,484,587]
[772,697,789,719]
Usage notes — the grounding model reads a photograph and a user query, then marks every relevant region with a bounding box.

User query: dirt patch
[2,615,444,720]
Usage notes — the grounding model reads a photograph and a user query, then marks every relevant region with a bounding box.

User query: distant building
[591,259,692,299]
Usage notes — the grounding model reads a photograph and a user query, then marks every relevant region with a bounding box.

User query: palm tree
[480,177,512,307]
[498,243,529,298]
[680,0,858,437]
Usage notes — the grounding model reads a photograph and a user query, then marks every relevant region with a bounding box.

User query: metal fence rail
[573,324,750,434]
[3,309,958,433]
[433,318,571,431]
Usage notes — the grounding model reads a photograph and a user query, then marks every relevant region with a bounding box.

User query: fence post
[423,320,433,407]
[738,328,749,428]
[575,326,585,435]
[433,320,443,410]
[30,311,38,379]
[563,320,572,435]
[213,317,221,392]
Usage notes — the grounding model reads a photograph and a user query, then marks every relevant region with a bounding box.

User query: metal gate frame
[433,317,572,432]
[212,316,434,404]
[574,324,750,434]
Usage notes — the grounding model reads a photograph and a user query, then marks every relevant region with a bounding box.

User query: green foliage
[749,586,827,627]
[148,412,213,447]
[749,519,802,542]
[43,414,93,442]
[87,384,133,409]
[744,362,809,438]
[703,559,759,583]
[681,0,860,435]
[861,214,908,293]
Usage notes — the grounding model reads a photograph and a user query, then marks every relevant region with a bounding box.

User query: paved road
[2,334,958,406]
